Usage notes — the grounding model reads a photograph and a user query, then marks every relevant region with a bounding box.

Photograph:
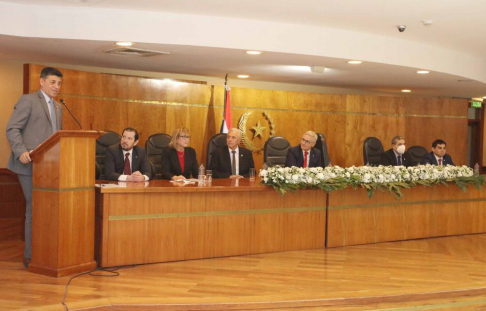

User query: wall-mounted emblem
[238,111,276,152]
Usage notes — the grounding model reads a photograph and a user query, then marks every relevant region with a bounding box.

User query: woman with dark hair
[161,127,199,180]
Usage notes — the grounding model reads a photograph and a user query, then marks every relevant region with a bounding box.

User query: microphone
[60,99,83,130]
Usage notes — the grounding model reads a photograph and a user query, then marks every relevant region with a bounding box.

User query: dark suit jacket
[285,145,323,168]
[105,144,152,181]
[208,146,255,178]
[380,149,413,167]
[6,90,63,176]
[421,152,455,166]
[161,146,199,179]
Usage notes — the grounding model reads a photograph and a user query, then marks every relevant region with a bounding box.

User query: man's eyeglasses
[179,135,191,139]
[301,138,314,144]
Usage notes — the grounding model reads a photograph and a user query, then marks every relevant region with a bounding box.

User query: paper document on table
[95,184,122,188]
[170,179,197,184]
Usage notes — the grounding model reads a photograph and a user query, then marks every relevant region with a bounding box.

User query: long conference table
[95,178,486,267]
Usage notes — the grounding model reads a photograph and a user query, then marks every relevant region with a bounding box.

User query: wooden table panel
[327,185,486,247]
[96,179,327,267]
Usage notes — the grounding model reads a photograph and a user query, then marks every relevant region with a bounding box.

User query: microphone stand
[60,99,83,130]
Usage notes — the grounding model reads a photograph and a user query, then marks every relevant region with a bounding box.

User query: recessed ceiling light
[483,96,486,99]
[416,70,430,74]
[246,51,262,55]
[310,66,326,73]
[402,89,412,93]
[116,41,134,47]
[347,60,363,64]
[237,75,250,79]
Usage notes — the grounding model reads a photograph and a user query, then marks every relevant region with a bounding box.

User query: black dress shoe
[23,257,31,268]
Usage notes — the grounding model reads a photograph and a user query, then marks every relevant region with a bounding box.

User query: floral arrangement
[259,164,485,198]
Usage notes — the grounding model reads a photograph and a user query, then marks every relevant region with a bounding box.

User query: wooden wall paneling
[102,73,130,99]
[26,64,470,170]
[127,76,168,146]
[28,64,43,93]
[405,117,467,165]
[231,87,289,110]
[166,81,209,105]
[0,169,25,219]
[344,114,400,167]
[58,67,104,97]
[128,76,168,102]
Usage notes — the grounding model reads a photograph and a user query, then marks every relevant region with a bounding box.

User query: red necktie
[304,151,308,168]
[124,153,131,175]
[438,158,442,166]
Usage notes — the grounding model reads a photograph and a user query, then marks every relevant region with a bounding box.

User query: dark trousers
[17,174,32,259]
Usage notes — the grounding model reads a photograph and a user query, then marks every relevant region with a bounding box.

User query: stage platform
[1,218,486,310]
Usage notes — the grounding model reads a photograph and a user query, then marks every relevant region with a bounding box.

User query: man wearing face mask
[380,135,413,167]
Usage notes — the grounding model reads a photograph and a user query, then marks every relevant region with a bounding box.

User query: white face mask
[396,145,406,154]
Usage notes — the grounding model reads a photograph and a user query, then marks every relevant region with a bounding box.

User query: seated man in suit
[209,128,255,179]
[381,135,413,167]
[105,127,152,181]
[285,131,323,168]
[422,139,455,166]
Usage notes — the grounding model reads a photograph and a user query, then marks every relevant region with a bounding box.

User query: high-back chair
[206,133,227,168]
[263,136,291,167]
[95,131,121,180]
[145,133,172,179]
[363,137,384,166]
[408,145,428,166]
[315,133,331,167]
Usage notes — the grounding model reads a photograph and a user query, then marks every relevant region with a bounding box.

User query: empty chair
[407,145,428,166]
[263,136,291,167]
[206,133,227,168]
[315,133,331,167]
[363,137,384,166]
[95,131,121,180]
[145,133,172,180]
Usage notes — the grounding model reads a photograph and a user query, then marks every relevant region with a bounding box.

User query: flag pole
[223,73,228,117]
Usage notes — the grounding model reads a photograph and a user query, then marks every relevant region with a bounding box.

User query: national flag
[220,82,232,133]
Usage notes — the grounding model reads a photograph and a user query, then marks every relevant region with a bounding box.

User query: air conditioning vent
[103,47,170,57]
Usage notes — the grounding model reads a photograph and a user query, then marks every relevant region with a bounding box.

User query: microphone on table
[60,99,83,130]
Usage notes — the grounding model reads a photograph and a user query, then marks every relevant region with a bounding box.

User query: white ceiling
[0,0,485,98]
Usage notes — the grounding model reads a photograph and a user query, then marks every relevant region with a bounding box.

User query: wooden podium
[29,130,101,277]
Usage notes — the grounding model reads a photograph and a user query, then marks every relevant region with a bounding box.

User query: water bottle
[198,164,205,183]
[474,163,480,176]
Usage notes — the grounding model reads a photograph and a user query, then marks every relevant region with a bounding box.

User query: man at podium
[5,67,64,268]
[104,127,152,182]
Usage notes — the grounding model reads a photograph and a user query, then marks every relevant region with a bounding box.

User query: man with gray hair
[380,135,413,167]
[285,131,323,168]
[209,128,255,178]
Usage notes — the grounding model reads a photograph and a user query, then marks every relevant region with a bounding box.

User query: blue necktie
[48,99,57,133]
[397,155,402,165]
